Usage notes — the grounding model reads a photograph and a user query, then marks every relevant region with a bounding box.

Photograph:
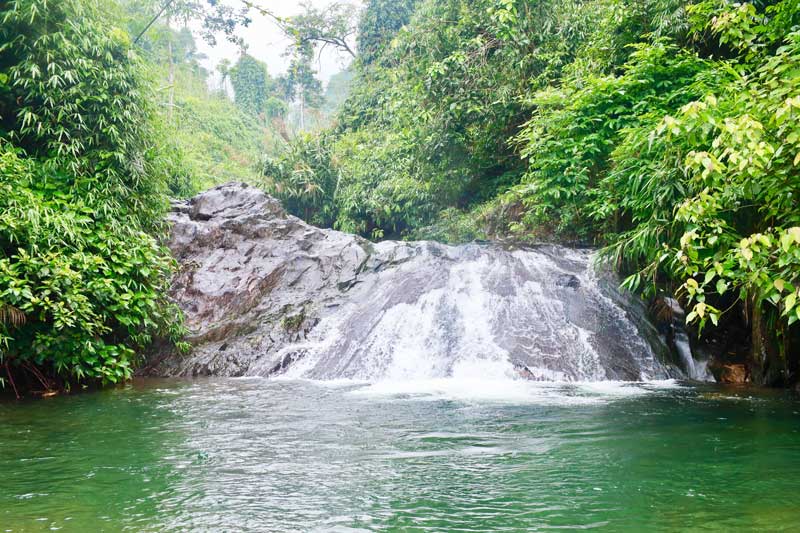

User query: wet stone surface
[148,182,679,381]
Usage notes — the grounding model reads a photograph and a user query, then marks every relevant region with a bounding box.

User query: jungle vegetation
[1,0,799,392]
[0,0,347,394]
[264,0,800,385]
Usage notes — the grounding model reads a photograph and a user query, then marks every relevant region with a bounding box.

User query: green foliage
[172,91,270,193]
[0,0,186,390]
[262,133,340,228]
[665,27,800,331]
[509,41,713,240]
[269,0,692,238]
[284,42,324,113]
[123,6,276,197]
[322,68,355,118]
[167,63,272,194]
[286,1,359,59]
[0,146,184,384]
[1,0,167,228]
[230,53,273,119]
[506,0,800,359]
[357,0,420,65]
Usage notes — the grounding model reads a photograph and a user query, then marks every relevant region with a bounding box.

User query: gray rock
[148,182,678,381]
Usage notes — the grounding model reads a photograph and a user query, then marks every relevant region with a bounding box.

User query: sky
[193,0,360,89]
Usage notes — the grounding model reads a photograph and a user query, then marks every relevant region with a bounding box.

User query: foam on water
[337,377,685,405]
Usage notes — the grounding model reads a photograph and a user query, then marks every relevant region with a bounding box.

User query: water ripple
[1,378,799,532]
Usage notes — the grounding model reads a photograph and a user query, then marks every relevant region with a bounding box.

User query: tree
[132,0,252,46]
[322,68,355,117]
[230,52,273,121]
[217,58,232,94]
[357,0,420,65]
[287,1,360,58]
[283,42,324,131]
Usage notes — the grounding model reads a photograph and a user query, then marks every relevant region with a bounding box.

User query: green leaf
[784,292,797,314]
[716,278,728,295]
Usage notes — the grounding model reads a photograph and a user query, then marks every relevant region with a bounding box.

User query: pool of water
[1,378,799,532]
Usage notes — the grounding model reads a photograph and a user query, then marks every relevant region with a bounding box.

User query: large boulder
[147,182,677,381]
[147,182,373,376]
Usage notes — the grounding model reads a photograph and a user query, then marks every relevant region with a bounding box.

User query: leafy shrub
[0,146,184,386]
[0,0,186,392]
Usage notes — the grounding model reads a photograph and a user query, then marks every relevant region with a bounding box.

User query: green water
[1,378,799,532]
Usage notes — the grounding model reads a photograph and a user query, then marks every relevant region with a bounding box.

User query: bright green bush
[0,0,185,391]
[171,87,271,194]
[663,25,800,331]
[509,42,713,240]
[0,146,184,385]
[262,133,341,228]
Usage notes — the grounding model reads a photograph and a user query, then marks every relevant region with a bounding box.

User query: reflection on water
[1,378,799,532]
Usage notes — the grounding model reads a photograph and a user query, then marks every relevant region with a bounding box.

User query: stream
[2,378,799,532]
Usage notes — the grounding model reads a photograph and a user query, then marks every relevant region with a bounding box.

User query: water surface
[1,378,799,532]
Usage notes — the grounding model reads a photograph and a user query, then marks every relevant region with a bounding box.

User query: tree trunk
[167,17,175,124]
[299,90,305,131]
[749,300,785,386]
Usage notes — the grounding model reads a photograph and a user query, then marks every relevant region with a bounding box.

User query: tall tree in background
[217,58,232,94]
[230,52,273,122]
[278,2,358,132]
[322,68,355,117]
[357,0,419,65]
[283,42,323,131]
[287,1,359,58]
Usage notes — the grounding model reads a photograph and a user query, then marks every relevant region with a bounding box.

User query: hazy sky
[193,0,361,89]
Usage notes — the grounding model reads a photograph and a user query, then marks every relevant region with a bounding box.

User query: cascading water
[264,244,676,382]
[158,184,683,383]
[662,297,713,381]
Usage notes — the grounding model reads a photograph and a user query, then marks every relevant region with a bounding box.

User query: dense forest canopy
[1,0,799,393]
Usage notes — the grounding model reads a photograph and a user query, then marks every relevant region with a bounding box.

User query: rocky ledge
[146,182,375,376]
[146,182,679,381]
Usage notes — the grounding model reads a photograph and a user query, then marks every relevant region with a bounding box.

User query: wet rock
[716,363,750,384]
[147,182,372,376]
[556,274,580,290]
[147,182,679,381]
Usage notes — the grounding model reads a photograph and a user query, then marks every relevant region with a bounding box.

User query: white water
[662,297,713,382]
[348,378,686,405]
[675,332,713,381]
[269,244,677,383]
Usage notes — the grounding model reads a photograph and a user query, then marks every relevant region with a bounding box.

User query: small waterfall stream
[266,244,679,382]
[161,184,696,382]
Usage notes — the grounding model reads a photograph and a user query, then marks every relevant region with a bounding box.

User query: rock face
[713,363,750,384]
[150,182,370,376]
[148,182,678,381]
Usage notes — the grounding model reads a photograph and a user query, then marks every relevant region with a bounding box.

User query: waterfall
[660,297,713,381]
[159,185,684,382]
[264,244,676,382]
